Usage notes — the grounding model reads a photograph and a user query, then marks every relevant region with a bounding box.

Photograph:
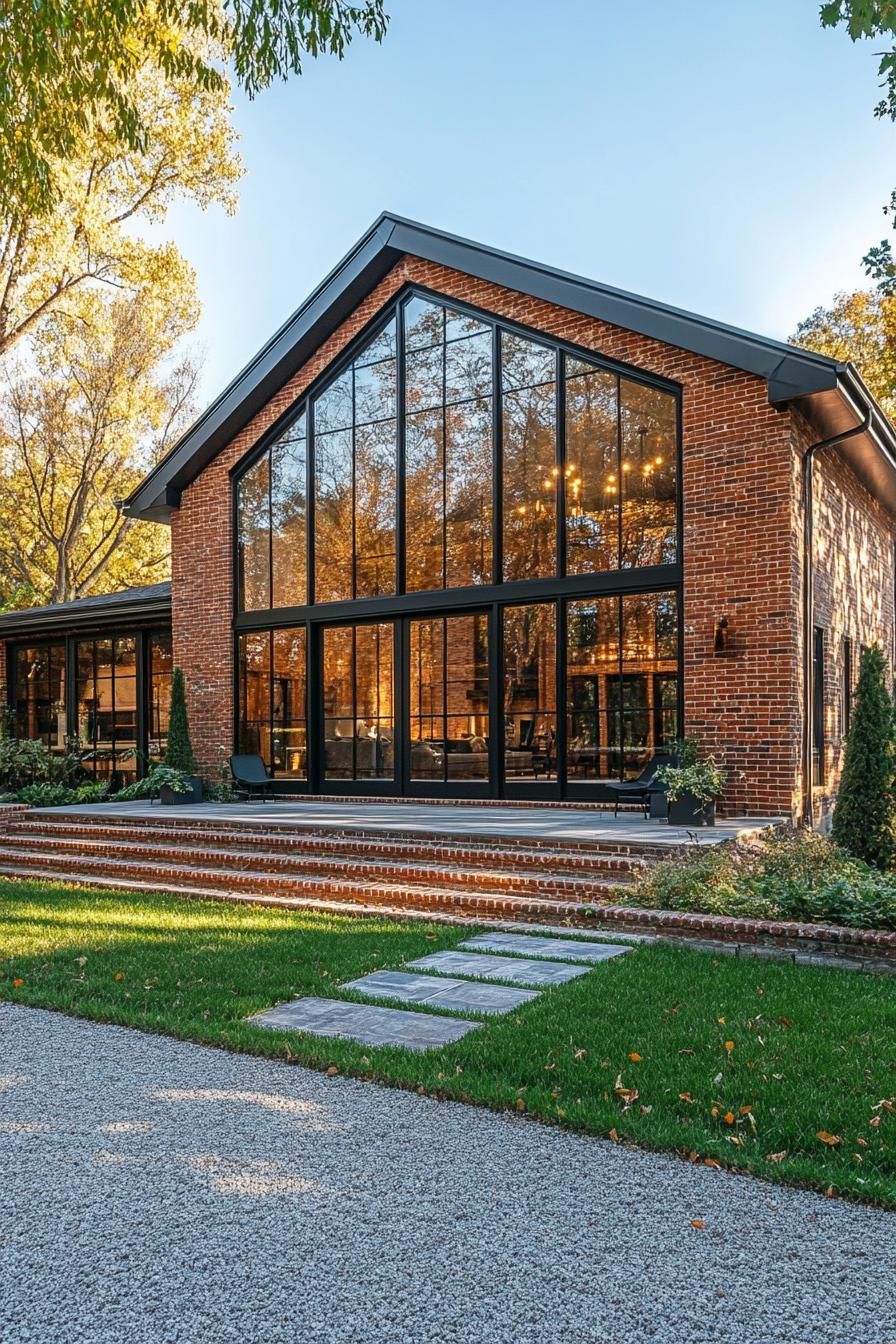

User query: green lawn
[2,878,895,1206]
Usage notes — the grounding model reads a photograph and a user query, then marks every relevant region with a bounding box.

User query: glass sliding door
[566,591,680,788]
[408,613,490,788]
[322,622,394,782]
[503,603,558,785]
[76,636,138,783]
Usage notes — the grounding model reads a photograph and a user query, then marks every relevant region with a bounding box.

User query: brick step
[6,816,646,879]
[0,831,629,900]
[0,847,592,923]
[25,807,671,860]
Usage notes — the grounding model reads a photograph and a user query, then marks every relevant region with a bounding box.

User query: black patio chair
[229,754,277,802]
[606,753,673,819]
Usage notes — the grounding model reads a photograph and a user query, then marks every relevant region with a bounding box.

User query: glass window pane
[272,627,307,778]
[445,307,488,341]
[566,597,620,783]
[500,331,555,390]
[149,633,173,762]
[314,428,353,602]
[355,317,397,366]
[405,344,443,414]
[445,331,492,405]
[406,408,444,593]
[237,452,271,611]
[13,643,65,751]
[271,425,306,609]
[621,591,679,775]
[354,418,396,598]
[238,631,272,763]
[314,369,353,434]
[565,361,620,575]
[445,398,492,588]
[323,626,354,776]
[404,296,444,351]
[354,358,396,424]
[502,383,557,581]
[620,380,677,569]
[354,623,393,779]
[444,614,490,780]
[503,604,557,782]
[409,617,446,782]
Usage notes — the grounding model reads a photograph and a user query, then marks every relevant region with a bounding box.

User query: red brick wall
[170,254,894,818]
[792,411,896,822]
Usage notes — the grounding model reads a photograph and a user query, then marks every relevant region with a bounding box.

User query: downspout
[801,405,871,827]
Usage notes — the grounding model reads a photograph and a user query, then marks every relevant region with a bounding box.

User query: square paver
[248,996,480,1050]
[405,950,590,987]
[343,969,538,1015]
[460,933,631,964]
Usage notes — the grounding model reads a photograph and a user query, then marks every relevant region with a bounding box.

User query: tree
[0,288,199,605]
[822,3,896,290]
[0,1,388,221]
[791,289,896,419]
[0,61,239,360]
[165,668,197,775]
[831,644,896,867]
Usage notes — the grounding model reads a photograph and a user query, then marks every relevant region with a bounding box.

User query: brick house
[3,213,895,824]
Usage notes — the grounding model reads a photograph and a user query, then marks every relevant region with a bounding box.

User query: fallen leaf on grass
[515,1098,526,1113]
[816,1131,841,1147]
[724,1041,735,1053]
[678,1092,697,1104]
[114,972,125,982]
[766,1151,788,1163]
[628,1052,642,1062]
[12,978,23,988]
[703,1158,721,1169]
[608,1127,620,1142]
[325,1065,339,1077]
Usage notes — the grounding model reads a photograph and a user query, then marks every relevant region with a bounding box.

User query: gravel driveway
[1,1004,893,1344]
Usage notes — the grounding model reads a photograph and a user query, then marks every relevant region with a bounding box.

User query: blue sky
[164,0,895,401]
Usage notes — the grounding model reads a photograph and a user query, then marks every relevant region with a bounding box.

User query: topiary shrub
[164,668,197,776]
[831,644,896,868]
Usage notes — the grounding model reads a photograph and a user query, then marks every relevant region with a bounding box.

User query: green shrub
[15,781,109,807]
[629,828,896,931]
[165,669,197,775]
[114,765,189,802]
[832,644,896,868]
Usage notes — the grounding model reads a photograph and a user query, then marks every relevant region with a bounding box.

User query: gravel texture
[1,1003,894,1344]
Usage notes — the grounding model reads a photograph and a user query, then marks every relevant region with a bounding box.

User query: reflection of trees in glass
[404,298,493,592]
[314,322,397,601]
[620,380,677,568]
[502,332,556,581]
[235,290,680,611]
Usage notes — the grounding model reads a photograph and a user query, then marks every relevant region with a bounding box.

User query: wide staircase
[0,808,668,924]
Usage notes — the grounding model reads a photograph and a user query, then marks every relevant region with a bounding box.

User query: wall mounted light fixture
[714,616,730,654]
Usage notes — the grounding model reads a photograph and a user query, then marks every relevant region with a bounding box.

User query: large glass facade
[232,286,681,798]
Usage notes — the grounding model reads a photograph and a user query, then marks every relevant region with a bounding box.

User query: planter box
[667,792,715,827]
[159,776,204,806]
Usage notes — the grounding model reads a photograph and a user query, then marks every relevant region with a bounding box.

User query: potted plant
[159,669,203,805]
[656,737,726,827]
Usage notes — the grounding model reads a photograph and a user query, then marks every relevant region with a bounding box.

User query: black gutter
[802,403,872,827]
[0,591,172,639]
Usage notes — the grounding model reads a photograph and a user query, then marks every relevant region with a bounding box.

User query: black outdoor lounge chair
[229,754,277,802]
[606,753,673,819]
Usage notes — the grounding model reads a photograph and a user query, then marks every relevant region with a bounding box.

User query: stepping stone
[249,996,480,1051]
[406,950,590,987]
[343,969,538,1015]
[460,933,631,964]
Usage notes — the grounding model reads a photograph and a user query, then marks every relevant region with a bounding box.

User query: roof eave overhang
[123,211,889,522]
[0,593,172,639]
[781,364,896,517]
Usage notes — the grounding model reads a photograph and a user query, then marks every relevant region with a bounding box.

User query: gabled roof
[123,212,896,522]
[0,582,171,637]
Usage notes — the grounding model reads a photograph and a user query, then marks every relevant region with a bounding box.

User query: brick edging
[581,902,896,965]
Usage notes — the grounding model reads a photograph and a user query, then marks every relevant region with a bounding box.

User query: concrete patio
[34,798,784,847]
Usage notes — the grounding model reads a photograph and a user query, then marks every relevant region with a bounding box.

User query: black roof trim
[123,212,862,522]
[0,582,172,638]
